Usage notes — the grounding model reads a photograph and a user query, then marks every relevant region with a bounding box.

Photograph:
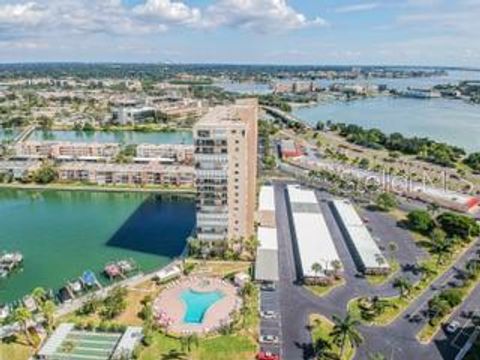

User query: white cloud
[132,0,202,26]
[0,2,47,27]
[202,0,327,32]
[335,3,379,13]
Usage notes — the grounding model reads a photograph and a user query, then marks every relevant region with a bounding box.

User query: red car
[257,351,280,360]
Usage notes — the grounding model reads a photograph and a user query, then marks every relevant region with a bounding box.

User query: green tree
[392,276,413,298]
[437,212,480,240]
[329,312,363,359]
[32,287,47,306]
[33,163,58,184]
[38,115,53,130]
[41,300,56,333]
[428,229,452,265]
[13,306,34,346]
[311,262,323,278]
[406,210,434,234]
[375,192,397,212]
[100,287,127,320]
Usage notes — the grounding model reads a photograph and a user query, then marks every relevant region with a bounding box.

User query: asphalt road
[272,181,480,360]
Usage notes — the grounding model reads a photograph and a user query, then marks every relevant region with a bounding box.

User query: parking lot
[259,284,283,357]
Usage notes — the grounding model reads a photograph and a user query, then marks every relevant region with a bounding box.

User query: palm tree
[40,300,56,334]
[329,312,363,359]
[428,230,452,265]
[387,242,398,261]
[32,287,47,306]
[417,263,436,280]
[465,260,480,280]
[392,276,413,298]
[311,262,323,278]
[313,338,338,360]
[330,260,342,279]
[14,306,33,346]
[180,334,199,354]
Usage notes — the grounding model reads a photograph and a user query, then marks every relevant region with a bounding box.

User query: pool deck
[153,276,241,334]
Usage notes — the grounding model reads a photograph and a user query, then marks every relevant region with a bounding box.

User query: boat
[117,259,136,274]
[104,263,122,279]
[0,251,23,277]
[57,286,74,303]
[68,280,83,294]
[81,270,101,289]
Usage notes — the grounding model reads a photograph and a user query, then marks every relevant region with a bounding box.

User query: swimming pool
[180,289,224,324]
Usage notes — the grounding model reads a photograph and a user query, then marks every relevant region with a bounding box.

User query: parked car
[446,320,461,334]
[257,351,280,360]
[260,335,279,344]
[261,310,277,319]
[409,314,423,323]
[261,282,276,291]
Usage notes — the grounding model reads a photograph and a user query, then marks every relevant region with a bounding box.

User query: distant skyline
[0,0,479,66]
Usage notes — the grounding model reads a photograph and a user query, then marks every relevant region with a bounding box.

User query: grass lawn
[305,278,346,297]
[366,260,400,286]
[186,260,252,278]
[0,341,33,360]
[0,333,37,360]
[139,332,257,360]
[309,314,355,360]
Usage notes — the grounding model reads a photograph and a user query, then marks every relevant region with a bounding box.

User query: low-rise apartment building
[58,162,194,187]
[14,141,120,161]
[0,160,41,180]
[136,144,194,165]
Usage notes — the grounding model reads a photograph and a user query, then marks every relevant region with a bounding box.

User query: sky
[0,0,479,66]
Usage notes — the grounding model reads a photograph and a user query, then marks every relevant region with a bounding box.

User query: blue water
[0,128,19,142]
[180,289,224,324]
[293,96,480,152]
[27,130,193,145]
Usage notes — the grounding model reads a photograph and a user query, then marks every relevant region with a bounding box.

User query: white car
[260,335,279,344]
[446,320,461,334]
[261,310,277,319]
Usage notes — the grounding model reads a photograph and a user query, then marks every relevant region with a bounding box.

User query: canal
[27,130,193,145]
[0,189,195,303]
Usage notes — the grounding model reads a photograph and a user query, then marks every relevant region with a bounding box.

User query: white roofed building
[286,185,343,283]
[331,199,390,274]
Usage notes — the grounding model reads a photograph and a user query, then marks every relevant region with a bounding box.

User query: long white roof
[259,185,275,212]
[287,185,342,278]
[332,200,389,270]
[255,226,279,281]
[287,184,318,204]
[258,226,278,250]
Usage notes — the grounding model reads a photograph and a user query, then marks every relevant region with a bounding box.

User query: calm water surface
[293,96,480,152]
[28,130,193,145]
[0,128,19,142]
[0,189,195,302]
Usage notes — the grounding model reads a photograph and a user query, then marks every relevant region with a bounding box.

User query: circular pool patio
[153,276,241,334]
